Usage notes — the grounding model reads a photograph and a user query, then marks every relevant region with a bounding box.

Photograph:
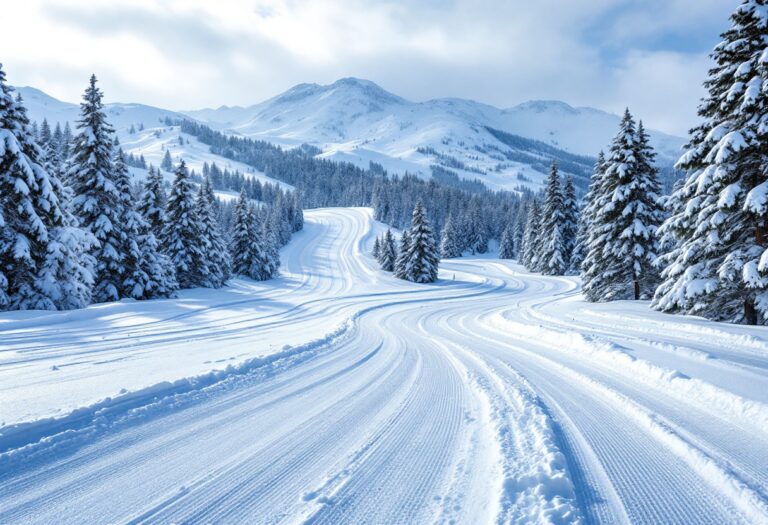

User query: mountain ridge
[15,79,685,192]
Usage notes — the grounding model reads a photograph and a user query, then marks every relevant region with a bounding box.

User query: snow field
[1,207,767,524]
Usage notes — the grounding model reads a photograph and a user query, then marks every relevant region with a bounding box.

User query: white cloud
[0,0,734,135]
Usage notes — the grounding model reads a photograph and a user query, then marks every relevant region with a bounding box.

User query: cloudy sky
[2,0,735,136]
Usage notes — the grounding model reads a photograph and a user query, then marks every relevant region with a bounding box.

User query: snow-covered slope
[15,86,288,190]
[185,78,686,191]
[1,207,766,524]
[17,86,183,134]
[18,81,686,193]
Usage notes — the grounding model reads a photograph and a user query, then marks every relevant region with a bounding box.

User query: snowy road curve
[1,208,767,524]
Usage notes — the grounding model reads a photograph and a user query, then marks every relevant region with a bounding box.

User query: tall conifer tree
[654,1,768,323]
[68,75,124,303]
[163,160,203,288]
[398,200,439,283]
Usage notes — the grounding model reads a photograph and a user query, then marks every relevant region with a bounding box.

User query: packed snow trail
[1,208,767,524]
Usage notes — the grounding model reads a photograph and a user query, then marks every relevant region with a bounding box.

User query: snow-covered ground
[1,208,767,524]
[15,86,290,192]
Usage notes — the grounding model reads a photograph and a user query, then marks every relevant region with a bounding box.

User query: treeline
[0,67,301,312]
[177,119,526,253]
[512,0,768,327]
[373,200,440,283]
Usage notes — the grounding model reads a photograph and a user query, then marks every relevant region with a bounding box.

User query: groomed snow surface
[1,208,767,524]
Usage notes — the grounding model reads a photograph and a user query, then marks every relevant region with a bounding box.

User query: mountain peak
[511,100,579,115]
[326,77,405,104]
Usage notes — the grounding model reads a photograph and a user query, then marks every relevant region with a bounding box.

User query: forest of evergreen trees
[177,119,527,253]
[513,0,768,325]
[0,68,299,312]
[2,0,766,325]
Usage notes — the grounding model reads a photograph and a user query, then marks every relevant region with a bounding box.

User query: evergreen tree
[162,160,203,288]
[562,174,579,272]
[372,236,381,259]
[654,1,768,323]
[539,162,568,275]
[583,110,663,301]
[196,176,231,287]
[137,166,167,236]
[440,213,463,258]
[572,152,605,274]
[512,207,526,258]
[62,121,73,155]
[52,122,64,160]
[521,199,541,270]
[68,75,125,303]
[394,229,411,279]
[38,119,67,188]
[398,200,439,283]
[499,222,515,259]
[230,189,254,277]
[0,66,95,310]
[114,147,176,299]
[229,189,276,281]
[245,204,274,281]
[467,203,488,254]
[161,149,173,171]
[378,229,397,272]
[260,219,281,280]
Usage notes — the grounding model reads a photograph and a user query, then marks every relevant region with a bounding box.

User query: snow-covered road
[1,208,767,524]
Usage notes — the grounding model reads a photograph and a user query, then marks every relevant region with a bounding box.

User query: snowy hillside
[185,78,686,191]
[2,208,767,524]
[15,86,289,191]
[18,81,685,193]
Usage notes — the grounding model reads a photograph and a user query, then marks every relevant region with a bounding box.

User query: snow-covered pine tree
[196,176,231,288]
[291,191,304,232]
[466,203,488,254]
[372,236,381,259]
[260,218,281,280]
[38,119,67,194]
[394,229,411,279]
[398,200,439,283]
[583,110,663,301]
[162,159,203,288]
[521,199,541,270]
[499,222,515,259]
[228,189,275,281]
[246,203,274,281]
[539,162,568,275]
[230,189,253,277]
[161,149,173,172]
[562,174,579,272]
[0,66,96,310]
[68,75,125,303]
[38,118,51,151]
[572,152,606,274]
[379,229,397,272]
[52,122,64,157]
[138,166,167,236]
[653,1,768,324]
[61,122,73,158]
[113,147,176,299]
[440,213,463,258]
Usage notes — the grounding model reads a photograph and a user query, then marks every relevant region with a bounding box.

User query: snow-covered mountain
[17,80,686,193]
[17,86,184,134]
[185,77,686,191]
[15,86,287,192]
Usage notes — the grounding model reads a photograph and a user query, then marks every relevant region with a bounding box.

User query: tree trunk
[633,279,640,300]
[745,296,758,325]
